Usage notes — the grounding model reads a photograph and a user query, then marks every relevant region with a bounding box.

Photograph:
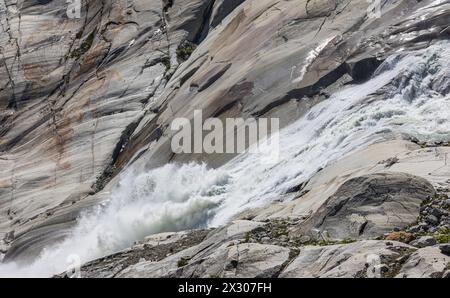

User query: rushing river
[1,42,450,277]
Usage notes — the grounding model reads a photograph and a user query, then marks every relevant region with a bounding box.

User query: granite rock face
[57,142,448,279]
[0,0,450,278]
[0,0,244,260]
[397,246,450,278]
[118,242,291,278]
[60,229,212,278]
[280,240,415,278]
[296,173,435,241]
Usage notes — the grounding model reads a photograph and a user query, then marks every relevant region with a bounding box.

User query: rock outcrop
[296,173,435,241]
[397,246,450,278]
[280,240,415,278]
[50,138,448,278]
[0,0,249,261]
[58,193,449,278]
[118,242,291,278]
[1,0,450,278]
[61,229,211,278]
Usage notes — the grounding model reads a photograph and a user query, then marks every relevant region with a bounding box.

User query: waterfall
[1,42,449,277]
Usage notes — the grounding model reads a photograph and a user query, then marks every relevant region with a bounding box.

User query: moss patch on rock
[70,31,95,59]
[177,257,189,268]
[161,56,171,72]
[176,41,197,62]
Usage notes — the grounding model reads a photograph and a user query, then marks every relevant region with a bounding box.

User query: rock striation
[296,172,435,241]
[0,0,450,278]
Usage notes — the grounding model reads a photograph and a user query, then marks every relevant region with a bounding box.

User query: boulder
[175,242,291,278]
[297,173,435,241]
[397,247,450,278]
[118,242,291,278]
[116,220,290,278]
[410,236,437,248]
[280,240,414,278]
[440,244,450,256]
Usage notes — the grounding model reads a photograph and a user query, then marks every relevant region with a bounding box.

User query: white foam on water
[1,42,450,277]
[0,164,230,277]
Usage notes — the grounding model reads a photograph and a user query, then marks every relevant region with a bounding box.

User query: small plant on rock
[177,257,189,268]
[434,231,450,244]
[161,56,171,72]
[176,41,197,62]
[244,232,251,243]
[70,31,95,59]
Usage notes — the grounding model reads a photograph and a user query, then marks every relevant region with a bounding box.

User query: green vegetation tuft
[340,238,357,244]
[177,257,189,268]
[176,42,196,62]
[307,238,357,247]
[244,232,251,243]
[161,56,171,72]
[434,233,450,244]
[70,31,95,59]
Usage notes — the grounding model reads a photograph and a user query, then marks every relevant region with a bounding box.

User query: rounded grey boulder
[297,173,435,241]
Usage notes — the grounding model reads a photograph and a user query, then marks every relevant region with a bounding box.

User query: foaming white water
[0,164,229,277]
[1,42,450,277]
[211,43,450,224]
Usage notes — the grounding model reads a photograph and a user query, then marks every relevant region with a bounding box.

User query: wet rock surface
[57,184,449,278]
[56,229,211,278]
[1,0,450,278]
[58,144,450,278]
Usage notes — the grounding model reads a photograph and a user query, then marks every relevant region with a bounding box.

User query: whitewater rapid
[1,42,450,277]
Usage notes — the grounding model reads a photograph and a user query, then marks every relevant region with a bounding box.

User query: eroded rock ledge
[57,142,450,278]
[1,0,450,278]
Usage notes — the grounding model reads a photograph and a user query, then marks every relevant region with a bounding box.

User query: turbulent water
[1,42,450,277]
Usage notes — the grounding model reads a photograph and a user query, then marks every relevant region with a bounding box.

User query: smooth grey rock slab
[410,236,437,249]
[118,242,290,278]
[397,246,450,278]
[280,240,413,278]
[297,173,435,241]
